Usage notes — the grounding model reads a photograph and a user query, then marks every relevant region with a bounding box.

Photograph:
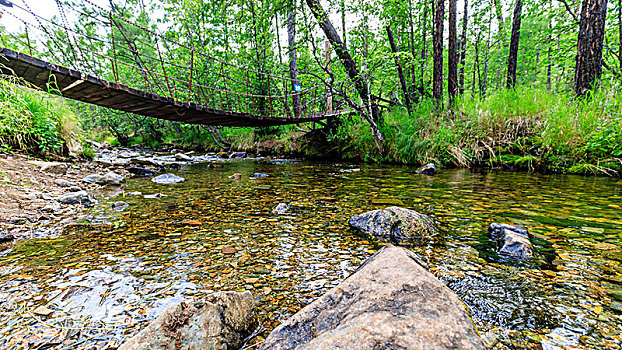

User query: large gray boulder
[488,223,534,261]
[118,291,257,350]
[260,245,485,350]
[349,206,442,246]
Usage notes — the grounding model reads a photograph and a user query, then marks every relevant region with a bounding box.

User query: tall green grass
[331,86,622,175]
[0,76,82,154]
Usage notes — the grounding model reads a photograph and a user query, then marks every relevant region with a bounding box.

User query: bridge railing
[0,0,339,121]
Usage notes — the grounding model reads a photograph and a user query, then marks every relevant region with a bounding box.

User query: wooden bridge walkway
[0,48,342,127]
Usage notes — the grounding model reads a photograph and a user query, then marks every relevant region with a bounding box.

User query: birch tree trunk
[386,26,412,115]
[304,0,383,146]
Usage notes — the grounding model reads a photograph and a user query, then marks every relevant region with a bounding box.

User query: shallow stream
[1,159,621,349]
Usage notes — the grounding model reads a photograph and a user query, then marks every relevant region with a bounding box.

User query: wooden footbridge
[0,1,343,127]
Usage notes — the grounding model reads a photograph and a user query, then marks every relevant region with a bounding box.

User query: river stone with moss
[349,206,441,246]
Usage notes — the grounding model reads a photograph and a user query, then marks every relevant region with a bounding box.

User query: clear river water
[1,158,621,349]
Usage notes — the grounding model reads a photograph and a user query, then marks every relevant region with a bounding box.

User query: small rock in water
[228,173,242,181]
[152,173,185,184]
[272,203,290,215]
[96,172,124,186]
[58,191,96,206]
[250,173,268,179]
[29,336,61,349]
[221,247,238,254]
[33,305,54,316]
[488,223,534,261]
[610,301,622,313]
[40,162,68,174]
[112,201,129,211]
[126,167,155,177]
[0,231,15,243]
[144,193,163,199]
[230,152,247,159]
[117,291,257,350]
[185,220,203,226]
[417,163,437,176]
[175,153,192,161]
[349,206,442,246]
[82,174,103,183]
[54,178,77,187]
[118,151,139,158]
[67,186,82,192]
[126,191,143,196]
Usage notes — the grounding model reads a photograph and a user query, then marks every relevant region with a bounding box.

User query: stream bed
[1,159,621,349]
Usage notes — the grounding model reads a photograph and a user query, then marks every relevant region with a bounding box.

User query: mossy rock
[349,206,442,246]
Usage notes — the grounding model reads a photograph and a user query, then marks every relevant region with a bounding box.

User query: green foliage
[0,76,81,154]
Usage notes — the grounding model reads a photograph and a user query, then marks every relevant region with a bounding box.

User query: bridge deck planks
[0,48,336,127]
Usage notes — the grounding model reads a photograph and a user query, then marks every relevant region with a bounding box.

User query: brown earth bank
[0,152,124,241]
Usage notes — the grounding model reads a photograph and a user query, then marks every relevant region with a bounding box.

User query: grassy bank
[328,87,622,176]
[2,76,620,176]
[0,76,83,156]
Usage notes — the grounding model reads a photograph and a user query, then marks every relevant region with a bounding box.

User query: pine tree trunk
[433,0,444,102]
[420,0,429,87]
[448,0,458,103]
[387,26,412,115]
[574,0,609,97]
[287,2,301,118]
[506,0,523,88]
[459,0,468,94]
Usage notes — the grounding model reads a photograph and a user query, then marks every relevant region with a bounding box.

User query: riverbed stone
[152,173,185,184]
[228,173,242,181]
[250,173,269,179]
[349,206,441,246]
[417,163,437,176]
[126,167,154,177]
[96,172,124,186]
[82,174,103,183]
[260,245,485,350]
[230,152,247,159]
[40,162,68,175]
[273,203,290,215]
[54,178,77,188]
[488,223,534,261]
[112,201,129,211]
[118,291,257,350]
[175,153,192,161]
[0,231,14,243]
[58,191,95,206]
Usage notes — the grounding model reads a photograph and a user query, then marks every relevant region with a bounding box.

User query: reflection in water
[1,159,621,349]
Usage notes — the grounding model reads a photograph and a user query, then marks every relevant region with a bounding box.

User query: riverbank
[0,152,120,241]
[2,79,621,177]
